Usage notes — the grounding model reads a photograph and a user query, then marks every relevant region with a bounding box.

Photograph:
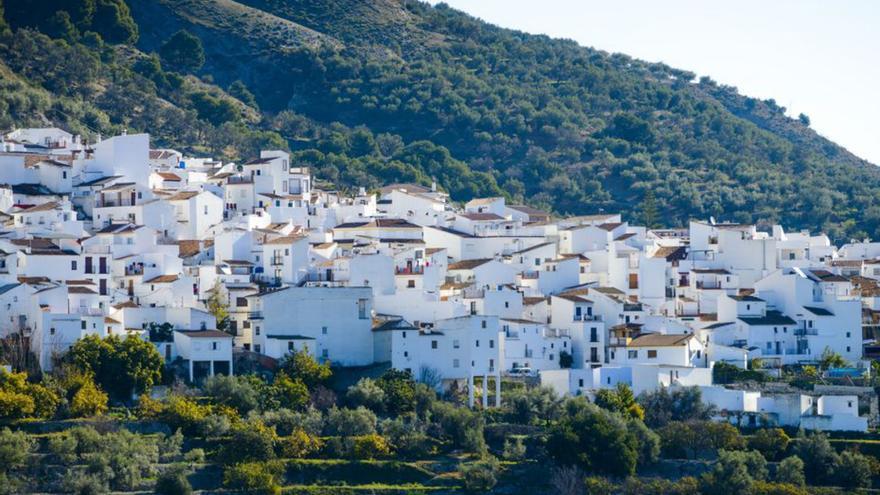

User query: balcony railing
[395,266,424,275]
[249,311,263,320]
[96,199,135,207]
[270,256,284,266]
[125,266,144,276]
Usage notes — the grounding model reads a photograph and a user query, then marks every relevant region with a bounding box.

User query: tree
[159,30,205,72]
[790,431,837,485]
[833,450,872,489]
[460,457,499,493]
[346,377,386,412]
[639,387,713,428]
[594,383,644,421]
[501,386,561,425]
[748,428,790,461]
[0,428,33,473]
[546,397,638,477]
[223,461,283,495]
[700,450,766,495]
[220,420,277,464]
[278,348,331,388]
[66,334,163,400]
[0,369,59,420]
[775,456,805,486]
[271,374,310,410]
[154,465,192,495]
[818,347,848,370]
[205,282,230,333]
[228,80,257,108]
[325,406,377,436]
[376,369,417,415]
[69,378,108,417]
[280,429,323,458]
[640,190,658,229]
[798,113,810,126]
[203,374,260,415]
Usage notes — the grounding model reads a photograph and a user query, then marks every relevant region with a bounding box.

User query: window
[404,351,408,357]
[431,340,438,349]
[322,326,328,335]
[212,342,218,350]
[453,339,460,349]
[590,327,598,343]
[578,379,584,387]
[288,342,294,351]
[402,331,407,339]
[647,350,657,359]
[846,332,851,338]
[322,349,329,358]
[204,206,208,215]
[489,339,494,349]
[407,280,415,288]
[255,326,261,336]
[81,320,86,330]
[71,260,77,270]
[628,350,637,359]
[504,301,509,308]
[747,304,751,311]
[62,171,67,179]
[358,299,368,319]
[475,340,480,347]
[236,297,248,307]
[453,359,460,368]
[50,327,55,335]
[255,344,261,353]
[481,320,487,329]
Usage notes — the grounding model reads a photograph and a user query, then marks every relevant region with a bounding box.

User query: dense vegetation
[2,0,879,239]
[1,341,877,494]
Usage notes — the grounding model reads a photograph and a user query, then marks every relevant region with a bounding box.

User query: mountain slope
[2,0,878,241]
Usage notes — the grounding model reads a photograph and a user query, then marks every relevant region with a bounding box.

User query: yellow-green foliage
[0,369,59,420]
[69,379,108,417]
[351,434,392,460]
[223,461,284,495]
[281,429,323,459]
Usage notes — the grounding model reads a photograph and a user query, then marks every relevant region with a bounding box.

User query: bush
[833,450,872,488]
[203,374,261,415]
[431,401,486,454]
[154,466,192,495]
[325,406,377,436]
[502,437,526,460]
[278,349,331,388]
[748,428,790,461]
[620,476,700,495]
[594,383,644,421]
[774,456,805,486]
[751,481,809,495]
[48,432,78,464]
[159,395,210,434]
[220,420,277,464]
[256,407,323,436]
[223,461,283,495]
[547,397,638,477]
[183,448,205,464]
[789,431,837,485]
[70,379,108,417]
[700,450,765,495]
[351,433,392,460]
[280,429,323,458]
[0,428,33,473]
[658,421,745,459]
[376,369,417,415]
[460,458,499,493]
[628,419,660,467]
[501,386,561,425]
[638,387,713,428]
[346,378,386,412]
[584,476,615,495]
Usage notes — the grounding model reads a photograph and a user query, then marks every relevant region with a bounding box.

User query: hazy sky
[432,1,880,165]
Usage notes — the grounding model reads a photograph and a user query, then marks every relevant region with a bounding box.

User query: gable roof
[627,333,694,347]
[448,258,493,270]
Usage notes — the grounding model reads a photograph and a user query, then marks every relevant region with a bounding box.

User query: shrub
[460,457,499,493]
[833,450,872,488]
[638,387,713,428]
[280,429,323,458]
[271,374,309,411]
[346,378,386,412]
[502,436,526,460]
[594,383,644,421]
[219,420,277,464]
[583,476,615,495]
[203,374,261,415]
[154,466,192,495]
[431,401,486,454]
[256,407,323,436]
[196,413,231,438]
[70,379,108,417]
[351,433,392,459]
[700,450,765,495]
[325,406,377,436]
[748,428,790,461]
[48,432,78,464]
[222,461,283,495]
[774,456,805,487]
[159,395,209,434]
[501,386,561,425]
[183,448,205,464]
[751,481,809,495]
[789,431,837,485]
[546,397,638,477]
[658,421,745,459]
[278,349,331,388]
[0,428,33,473]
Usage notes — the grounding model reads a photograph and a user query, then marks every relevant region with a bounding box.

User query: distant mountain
[2,0,878,240]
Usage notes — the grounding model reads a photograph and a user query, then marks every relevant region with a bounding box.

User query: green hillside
[2,0,879,240]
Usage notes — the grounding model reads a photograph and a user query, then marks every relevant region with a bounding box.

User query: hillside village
[1,127,878,437]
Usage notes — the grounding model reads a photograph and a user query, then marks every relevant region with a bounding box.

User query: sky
[431,0,880,165]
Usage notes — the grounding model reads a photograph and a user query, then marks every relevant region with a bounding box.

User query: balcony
[96,199,135,208]
[270,256,284,266]
[395,265,424,275]
[249,311,264,320]
[125,266,144,276]
[505,329,520,339]
[794,328,818,336]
